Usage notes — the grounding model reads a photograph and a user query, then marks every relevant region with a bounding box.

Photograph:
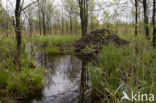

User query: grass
[0,34,80,102]
[23,34,81,54]
[89,35,156,103]
[1,33,155,103]
[25,34,81,44]
[46,44,60,53]
[0,35,46,102]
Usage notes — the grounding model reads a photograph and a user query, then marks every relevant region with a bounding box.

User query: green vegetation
[0,34,80,102]
[24,34,80,54]
[0,35,46,102]
[0,0,156,102]
[26,34,81,44]
[89,35,156,102]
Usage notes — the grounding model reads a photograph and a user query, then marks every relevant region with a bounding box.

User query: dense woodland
[0,0,156,103]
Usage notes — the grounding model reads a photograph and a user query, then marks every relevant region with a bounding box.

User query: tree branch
[21,0,38,12]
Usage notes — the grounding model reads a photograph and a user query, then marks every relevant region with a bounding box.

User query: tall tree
[153,0,156,47]
[88,0,97,31]
[46,1,54,34]
[65,0,73,34]
[143,0,150,39]
[27,8,33,36]
[135,0,138,36]
[15,0,22,49]
[65,0,78,34]
[0,0,1,8]
[61,0,64,35]
[40,0,47,35]
[37,0,42,35]
[77,0,89,36]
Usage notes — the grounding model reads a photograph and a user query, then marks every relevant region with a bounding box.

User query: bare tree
[143,0,150,39]
[15,0,38,50]
[77,0,89,36]
[153,0,156,47]
[37,0,42,35]
[135,0,138,36]
[15,0,22,50]
[62,0,64,35]
[40,0,47,35]
[28,9,33,36]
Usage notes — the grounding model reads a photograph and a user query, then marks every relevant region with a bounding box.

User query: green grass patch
[26,34,81,44]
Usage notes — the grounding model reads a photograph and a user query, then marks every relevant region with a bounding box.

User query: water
[24,46,91,103]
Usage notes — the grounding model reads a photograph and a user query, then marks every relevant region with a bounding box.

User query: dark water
[24,45,91,103]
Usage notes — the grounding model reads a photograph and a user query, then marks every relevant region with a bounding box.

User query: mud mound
[73,28,129,53]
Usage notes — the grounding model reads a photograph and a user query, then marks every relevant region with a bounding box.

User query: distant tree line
[0,0,155,48]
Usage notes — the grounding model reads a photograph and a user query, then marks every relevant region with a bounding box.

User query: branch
[21,0,38,12]
[20,0,24,11]
[8,0,15,10]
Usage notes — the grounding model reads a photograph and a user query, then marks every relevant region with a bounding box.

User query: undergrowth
[0,35,46,102]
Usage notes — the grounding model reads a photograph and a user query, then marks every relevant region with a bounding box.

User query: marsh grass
[27,34,81,44]
[0,35,46,102]
[23,34,80,54]
[89,35,156,103]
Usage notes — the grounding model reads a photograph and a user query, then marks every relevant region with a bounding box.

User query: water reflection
[24,48,91,103]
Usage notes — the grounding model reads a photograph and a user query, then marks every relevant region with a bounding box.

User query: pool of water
[23,46,91,103]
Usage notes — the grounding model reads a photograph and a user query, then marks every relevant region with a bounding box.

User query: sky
[1,0,134,23]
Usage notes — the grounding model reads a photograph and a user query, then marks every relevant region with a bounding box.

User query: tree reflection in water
[25,46,91,103]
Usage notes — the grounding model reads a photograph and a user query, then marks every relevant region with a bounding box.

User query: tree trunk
[38,0,42,35]
[143,0,150,39]
[40,0,47,35]
[135,0,138,36]
[62,0,64,35]
[79,0,88,37]
[69,5,73,34]
[15,0,22,71]
[15,0,22,49]
[28,19,32,36]
[28,12,33,36]
[70,14,73,34]
[42,14,46,35]
[153,0,156,47]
